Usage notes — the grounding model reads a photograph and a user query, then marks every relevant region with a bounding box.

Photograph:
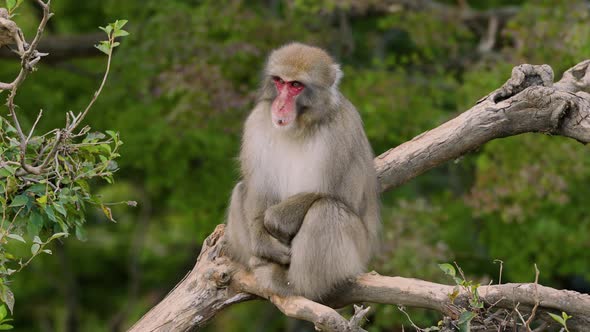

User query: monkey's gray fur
[225,43,380,301]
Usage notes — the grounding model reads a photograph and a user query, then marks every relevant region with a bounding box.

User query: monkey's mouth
[271,111,296,128]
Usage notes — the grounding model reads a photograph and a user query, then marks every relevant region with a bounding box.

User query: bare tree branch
[1,1,53,176]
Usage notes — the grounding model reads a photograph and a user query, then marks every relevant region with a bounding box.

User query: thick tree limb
[130,226,590,331]
[376,61,590,191]
[130,60,590,331]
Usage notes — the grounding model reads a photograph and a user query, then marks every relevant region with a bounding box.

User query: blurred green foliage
[1,0,589,331]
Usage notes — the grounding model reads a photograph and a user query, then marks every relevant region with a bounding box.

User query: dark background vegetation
[1,0,589,331]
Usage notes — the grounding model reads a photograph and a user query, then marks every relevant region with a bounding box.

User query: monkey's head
[261,43,343,131]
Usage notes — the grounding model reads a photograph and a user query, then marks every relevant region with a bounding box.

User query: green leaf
[0,289,13,314]
[6,0,16,11]
[0,305,5,320]
[469,297,484,309]
[438,263,456,277]
[94,41,111,55]
[53,202,67,217]
[27,212,44,237]
[5,234,25,243]
[32,236,42,244]
[105,130,118,140]
[99,25,112,35]
[0,166,15,177]
[0,324,13,330]
[457,311,476,324]
[49,232,68,241]
[44,205,57,222]
[53,222,66,233]
[98,143,112,154]
[75,180,90,194]
[75,226,87,242]
[114,19,128,30]
[548,312,564,324]
[26,184,46,195]
[36,195,47,205]
[457,311,475,332]
[31,243,40,255]
[85,132,106,142]
[113,29,129,38]
[8,194,28,207]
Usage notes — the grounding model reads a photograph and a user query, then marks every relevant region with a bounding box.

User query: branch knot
[487,64,554,103]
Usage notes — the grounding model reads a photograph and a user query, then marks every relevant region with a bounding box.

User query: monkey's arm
[250,216,292,265]
[227,182,292,266]
[263,193,323,244]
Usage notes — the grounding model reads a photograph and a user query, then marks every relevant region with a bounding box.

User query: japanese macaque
[225,42,380,301]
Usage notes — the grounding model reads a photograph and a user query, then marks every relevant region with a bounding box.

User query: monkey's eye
[290,81,304,88]
[271,76,284,85]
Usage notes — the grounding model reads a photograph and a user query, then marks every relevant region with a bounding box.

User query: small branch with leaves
[0,1,130,320]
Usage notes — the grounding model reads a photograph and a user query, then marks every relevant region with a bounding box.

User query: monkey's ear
[331,63,343,87]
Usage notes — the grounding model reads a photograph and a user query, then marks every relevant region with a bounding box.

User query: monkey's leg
[225,182,253,265]
[264,193,323,244]
[250,257,291,297]
[287,198,371,300]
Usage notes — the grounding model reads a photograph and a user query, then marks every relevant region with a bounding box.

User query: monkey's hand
[254,231,291,265]
[264,193,323,244]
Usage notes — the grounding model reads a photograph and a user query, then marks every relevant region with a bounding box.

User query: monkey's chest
[255,138,329,199]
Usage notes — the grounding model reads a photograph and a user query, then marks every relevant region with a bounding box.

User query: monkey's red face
[271,76,305,129]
